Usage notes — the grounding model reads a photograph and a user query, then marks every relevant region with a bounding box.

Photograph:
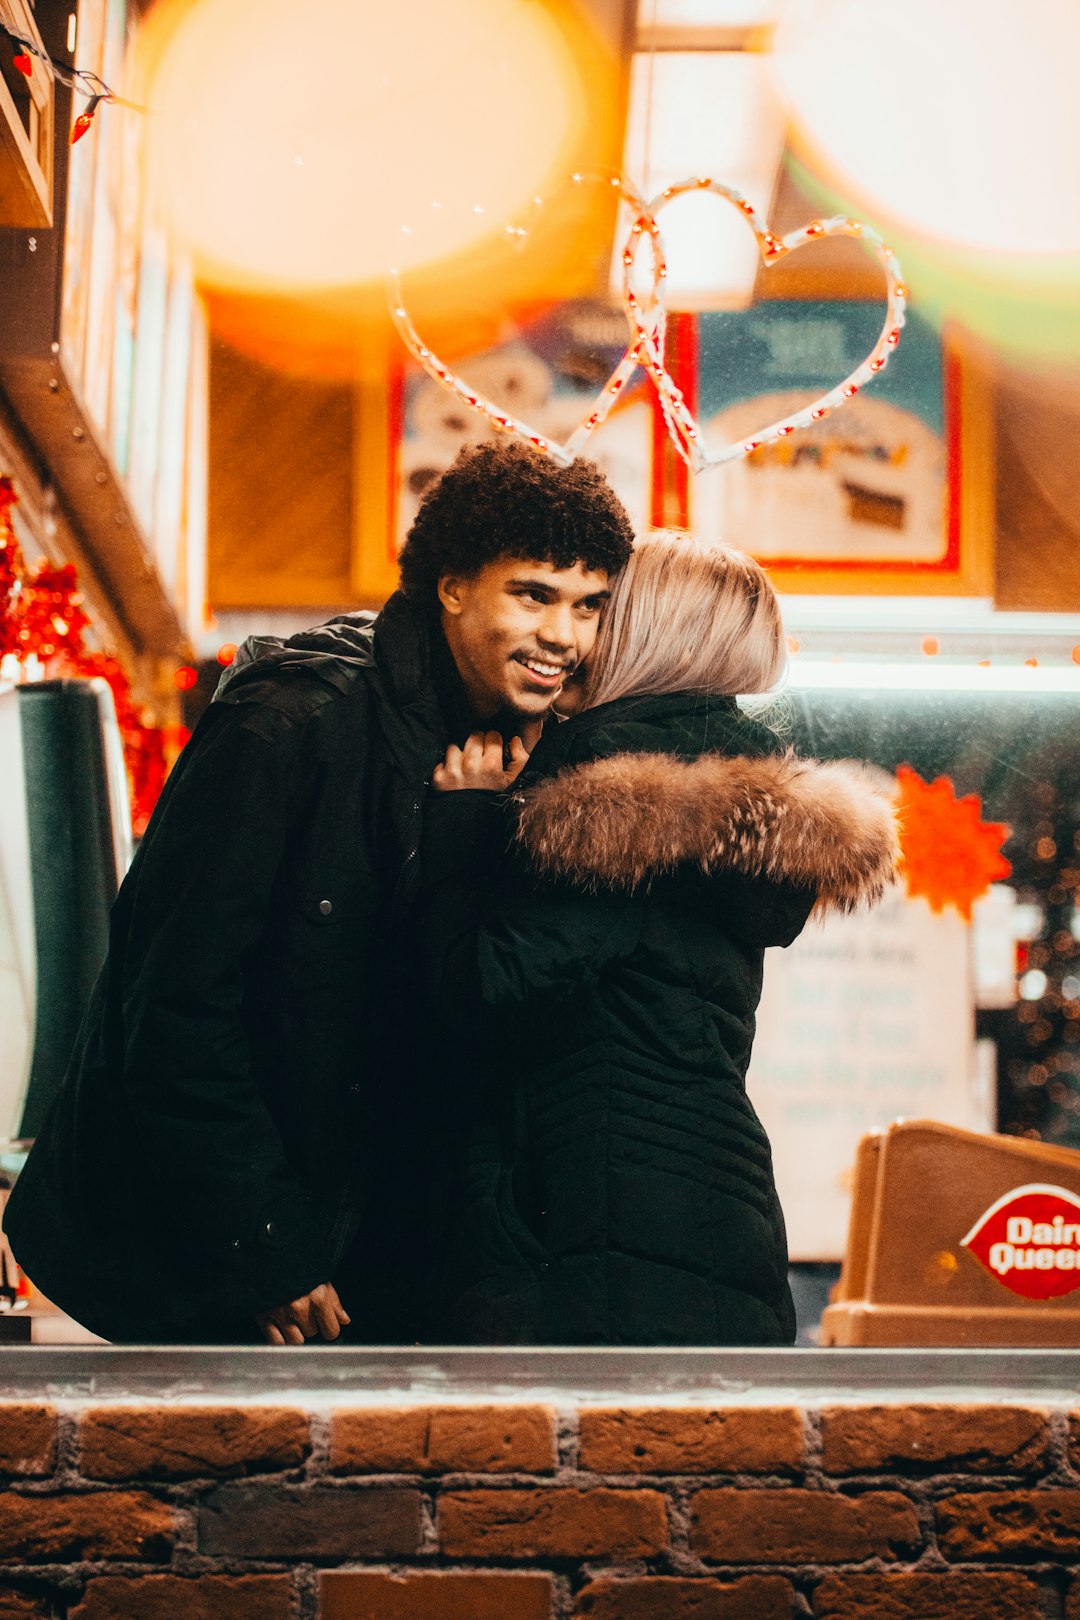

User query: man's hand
[256,1282,350,1345]
[433,727,537,793]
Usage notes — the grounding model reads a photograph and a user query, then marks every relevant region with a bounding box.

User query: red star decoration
[895,764,1012,920]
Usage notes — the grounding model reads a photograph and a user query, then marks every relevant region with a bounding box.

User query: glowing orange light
[921,636,940,656]
[141,0,589,292]
[216,642,238,667]
[173,665,198,691]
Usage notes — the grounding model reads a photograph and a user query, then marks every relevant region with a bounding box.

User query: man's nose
[537,601,574,650]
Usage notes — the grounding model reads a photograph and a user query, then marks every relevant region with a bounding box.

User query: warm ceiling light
[617,50,786,308]
[140,0,587,291]
[772,0,1080,255]
[641,0,777,26]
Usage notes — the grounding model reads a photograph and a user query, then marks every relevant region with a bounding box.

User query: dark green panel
[18,681,117,1139]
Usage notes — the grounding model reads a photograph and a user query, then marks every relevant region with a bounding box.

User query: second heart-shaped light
[621,178,908,472]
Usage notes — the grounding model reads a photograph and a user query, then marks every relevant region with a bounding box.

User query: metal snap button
[319,899,332,915]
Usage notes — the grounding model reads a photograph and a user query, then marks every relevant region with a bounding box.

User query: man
[5,443,634,1344]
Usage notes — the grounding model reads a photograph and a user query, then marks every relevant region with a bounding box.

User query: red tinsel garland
[0,474,170,834]
[0,477,21,659]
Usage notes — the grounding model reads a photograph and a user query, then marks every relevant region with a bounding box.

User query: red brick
[71,1575,293,1620]
[0,1491,177,1562]
[1062,1413,1080,1474]
[820,1405,1048,1475]
[579,1408,802,1475]
[321,1570,554,1620]
[78,1405,309,1481]
[198,1484,419,1559]
[439,1488,668,1560]
[937,1490,1080,1559]
[329,1406,556,1475]
[813,1572,1043,1619]
[691,1489,920,1564]
[0,1406,57,1477]
[574,1576,793,1619]
[0,1591,50,1620]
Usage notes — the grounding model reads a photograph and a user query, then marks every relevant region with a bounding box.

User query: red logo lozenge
[961,1183,1080,1300]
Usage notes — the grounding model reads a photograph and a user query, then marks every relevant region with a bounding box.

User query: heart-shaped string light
[388,175,907,474]
[388,174,668,467]
[622,178,908,471]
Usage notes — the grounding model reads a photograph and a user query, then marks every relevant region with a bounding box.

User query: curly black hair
[398,441,635,607]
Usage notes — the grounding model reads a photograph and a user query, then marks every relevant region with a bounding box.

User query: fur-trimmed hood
[515,749,900,913]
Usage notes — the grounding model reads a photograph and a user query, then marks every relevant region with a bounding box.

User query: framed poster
[353,300,655,603]
[684,302,993,596]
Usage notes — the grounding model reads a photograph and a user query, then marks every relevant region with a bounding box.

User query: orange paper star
[895,764,1012,920]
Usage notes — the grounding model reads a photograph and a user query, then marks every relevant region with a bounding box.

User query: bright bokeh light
[772,0,1080,255]
[141,0,585,291]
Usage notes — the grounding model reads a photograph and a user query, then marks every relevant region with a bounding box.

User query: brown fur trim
[516,751,900,913]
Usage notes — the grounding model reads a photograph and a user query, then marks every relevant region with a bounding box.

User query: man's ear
[437,574,465,617]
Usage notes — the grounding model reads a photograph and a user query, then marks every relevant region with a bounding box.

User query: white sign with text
[746,890,983,1259]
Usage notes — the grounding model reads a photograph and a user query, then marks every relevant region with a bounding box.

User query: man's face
[438,556,611,723]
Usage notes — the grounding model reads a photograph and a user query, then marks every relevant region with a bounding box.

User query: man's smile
[513,651,573,689]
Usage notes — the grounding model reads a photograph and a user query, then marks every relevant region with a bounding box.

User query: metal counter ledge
[0,1347,1078,1404]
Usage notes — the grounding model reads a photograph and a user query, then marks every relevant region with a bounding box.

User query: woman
[416,532,898,1346]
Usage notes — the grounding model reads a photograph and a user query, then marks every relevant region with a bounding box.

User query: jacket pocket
[275,889,366,1004]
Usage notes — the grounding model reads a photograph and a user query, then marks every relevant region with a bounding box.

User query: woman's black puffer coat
[416,691,898,1346]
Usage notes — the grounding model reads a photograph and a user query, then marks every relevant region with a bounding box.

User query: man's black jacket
[5,592,453,1342]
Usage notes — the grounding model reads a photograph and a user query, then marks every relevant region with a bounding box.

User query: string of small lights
[0,19,146,144]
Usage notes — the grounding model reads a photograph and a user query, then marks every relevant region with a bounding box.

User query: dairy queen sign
[962,1184,1080,1300]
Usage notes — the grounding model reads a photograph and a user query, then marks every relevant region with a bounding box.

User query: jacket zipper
[390,786,426,940]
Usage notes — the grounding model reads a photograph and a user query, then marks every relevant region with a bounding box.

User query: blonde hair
[580,530,786,710]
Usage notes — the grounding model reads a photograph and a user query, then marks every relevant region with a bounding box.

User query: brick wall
[0,1398,1079,1617]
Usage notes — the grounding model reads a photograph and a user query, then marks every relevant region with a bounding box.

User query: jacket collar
[530,690,765,776]
[516,733,900,915]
